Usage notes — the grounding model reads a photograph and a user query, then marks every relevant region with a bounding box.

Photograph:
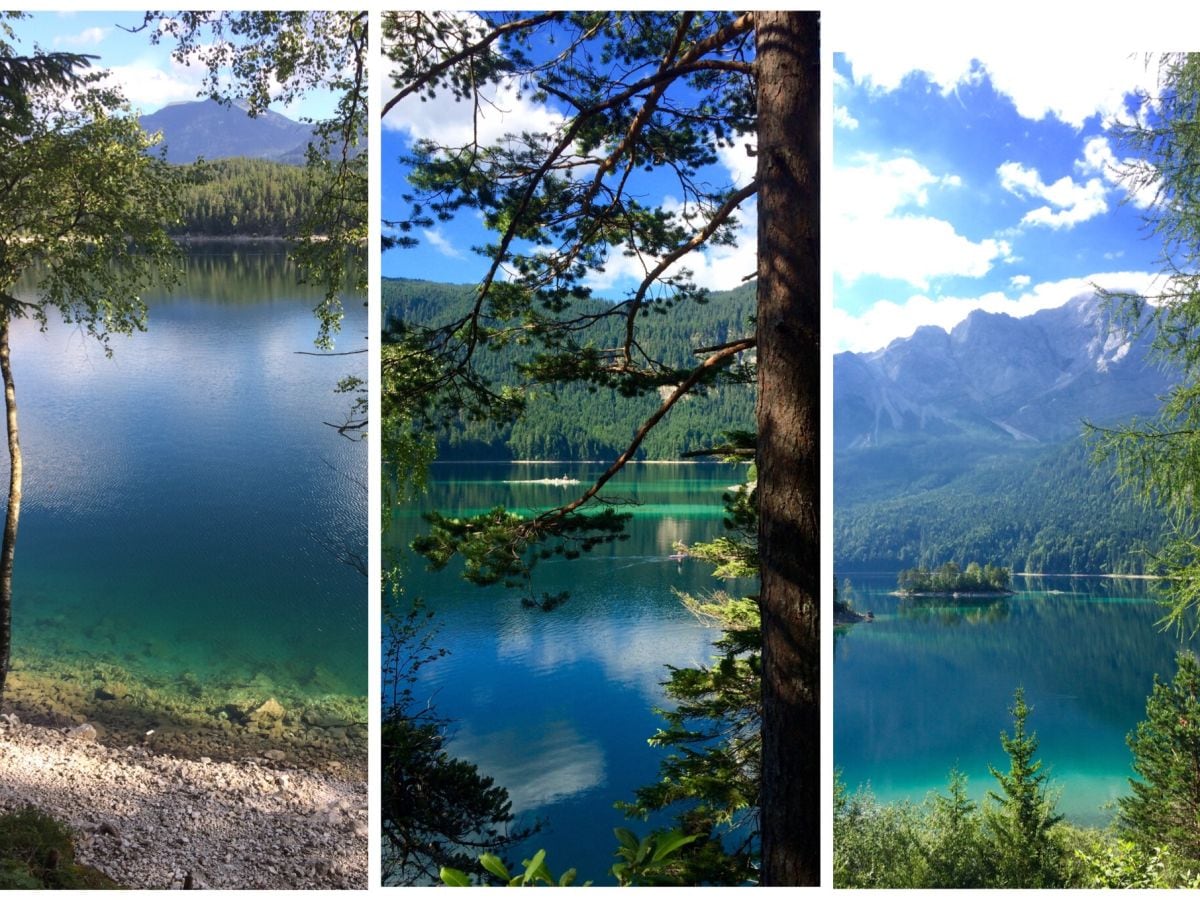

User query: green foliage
[836,438,1161,576]
[1070,835,1200,889]
[0,14,93,139]
[383,278,755,461]
[381,597,534,885]
[170,157,323,237]
[437,829,699,887]
[412,505,631,608]
[984,688,1066,887]
[833,776,930,888]
[1119,651,1200,871]
[144,10,367,348]
[618,461,759,884]
[835,693,1077,889]
[897,560,1011,594]
[1090,54,1200,632]
[0,75,183,336]
[0,806,119,889]
[924,770,992,886]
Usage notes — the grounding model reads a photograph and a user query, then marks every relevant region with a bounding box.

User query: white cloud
[717,141,756,188]
[99,60,206,113]
[835,269,1162,353]
[834,104,859,130]
[581,198,757,295]
[422,228,465,259]
[844,50,1156,130]
[997,160,1108,229]
[54,27,108,47]
[835,154,1010,287]
[1079,135,1158,210]
[384,44,565,147]
[1011,274,1031,289]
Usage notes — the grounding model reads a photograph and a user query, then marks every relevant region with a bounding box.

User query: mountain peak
[140,98,312,165]
[834,291,1176,450]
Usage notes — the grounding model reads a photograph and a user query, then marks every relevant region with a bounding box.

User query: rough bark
[754,10,820,886]
[0,316,20,696]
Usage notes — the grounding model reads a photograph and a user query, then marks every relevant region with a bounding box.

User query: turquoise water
[389,461,751,882]
[6,249,366,704]
[834,573,1197,825]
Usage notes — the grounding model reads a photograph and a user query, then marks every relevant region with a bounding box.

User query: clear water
[834,572,1197,825]
[6,248,366,712]
[389,461,752,882]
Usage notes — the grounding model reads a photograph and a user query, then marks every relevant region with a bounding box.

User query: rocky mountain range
[834,292,1176,452]
[140,99,313,165]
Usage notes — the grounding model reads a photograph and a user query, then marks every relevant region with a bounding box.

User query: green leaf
[479,852,510,881]
[651,830,700,862]
[440,867,472,887]
[613,826,639,851]
[521,848,548,884]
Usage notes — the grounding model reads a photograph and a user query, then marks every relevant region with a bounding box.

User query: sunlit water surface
[7,249,366,706]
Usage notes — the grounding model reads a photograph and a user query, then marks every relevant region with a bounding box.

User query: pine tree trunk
[0,316,22,696]
[754,10,820,886]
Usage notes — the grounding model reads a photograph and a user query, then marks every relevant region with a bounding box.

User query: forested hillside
[835,437,1163,575]
[383,278,756,460]
[170,158,319,238]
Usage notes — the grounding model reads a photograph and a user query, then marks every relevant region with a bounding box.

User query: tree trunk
[754,10,820,886]
[0,315,22,696]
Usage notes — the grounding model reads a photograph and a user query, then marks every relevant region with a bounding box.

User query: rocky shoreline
[0,655,366,889]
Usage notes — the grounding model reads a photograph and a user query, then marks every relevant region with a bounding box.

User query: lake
[834,572,1198,824]
[388,460,753,883]
[4,248,366,757]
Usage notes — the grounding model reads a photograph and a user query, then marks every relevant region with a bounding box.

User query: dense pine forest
[383,278,757,461]
[170,157,320,238]
[835,439,1163,575]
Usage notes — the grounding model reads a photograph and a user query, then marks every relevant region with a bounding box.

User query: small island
[895,561,1013,596]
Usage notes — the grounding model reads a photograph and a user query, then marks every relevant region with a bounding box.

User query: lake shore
[0,714,365,889]
[0,652,366,886]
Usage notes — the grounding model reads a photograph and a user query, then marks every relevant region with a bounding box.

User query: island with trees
[896,561,1013,596]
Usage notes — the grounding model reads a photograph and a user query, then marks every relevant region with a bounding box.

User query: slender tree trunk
[754,10,820,886]
[0,315,21,696]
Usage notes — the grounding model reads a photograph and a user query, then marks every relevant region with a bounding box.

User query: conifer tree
[1120,651,1200,869]
[984,689,1065,888]
[384,12,819,883]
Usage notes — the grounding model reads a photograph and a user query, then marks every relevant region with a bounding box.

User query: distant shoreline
[432,458,725,465]
[173,235,293,244]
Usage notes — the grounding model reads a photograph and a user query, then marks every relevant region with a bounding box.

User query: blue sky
[9,11,335,121]
[380,13,758,289]
[833,49,1168,353]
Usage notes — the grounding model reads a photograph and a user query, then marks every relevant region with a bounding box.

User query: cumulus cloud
[835,154,1010,287]
[582,196,757,295]
[834,104,859,130]
[844,49,1155,130]
[1078,135,1158,210]
[997,160,1108,229]
[98,61,205,113]
[835,269,1163,353]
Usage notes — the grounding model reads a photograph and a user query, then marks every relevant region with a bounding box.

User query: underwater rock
[67,723,98,742]
[300,707,351,728]
[94,682,128,702]
[250,698,286,724]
